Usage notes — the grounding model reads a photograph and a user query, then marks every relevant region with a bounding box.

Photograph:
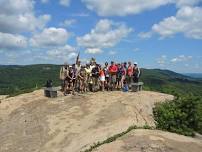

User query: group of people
[59,58,141,95]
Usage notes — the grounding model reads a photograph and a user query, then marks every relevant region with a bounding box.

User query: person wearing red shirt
[109,61,118,90]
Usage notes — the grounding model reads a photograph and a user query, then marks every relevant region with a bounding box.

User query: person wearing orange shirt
[127,61,134,88]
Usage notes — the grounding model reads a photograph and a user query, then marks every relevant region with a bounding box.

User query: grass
[81,124,154,152]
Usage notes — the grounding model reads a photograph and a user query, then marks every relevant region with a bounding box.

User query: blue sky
[0,0,202,73]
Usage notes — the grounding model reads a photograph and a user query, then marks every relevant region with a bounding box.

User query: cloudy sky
[0,0,202,73]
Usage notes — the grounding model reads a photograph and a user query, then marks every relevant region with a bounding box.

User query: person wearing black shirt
[91,64,100,92]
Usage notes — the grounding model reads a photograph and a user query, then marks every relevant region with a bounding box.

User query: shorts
[64,77,69,84]
[61,80,65,86]
[111,74,117,84]
[66,78,75,85]
[100,76,105,82]
[105,76,110,82]
[117,74,122,81]
[92,77,99,86]
[126,76,133,84]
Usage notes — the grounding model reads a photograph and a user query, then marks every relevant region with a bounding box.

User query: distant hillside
[0,65,202,96]
[0,64,61,96]
[140,69,202,96]
[184,73,202,79]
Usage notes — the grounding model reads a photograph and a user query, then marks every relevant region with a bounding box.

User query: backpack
[122,84,129,92]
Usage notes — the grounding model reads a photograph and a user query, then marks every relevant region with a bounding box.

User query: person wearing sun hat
[133,62,141,83]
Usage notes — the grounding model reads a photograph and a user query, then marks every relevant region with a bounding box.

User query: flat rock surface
[93,129,202,152]
[0,90,180,152]
[0,95,8,102]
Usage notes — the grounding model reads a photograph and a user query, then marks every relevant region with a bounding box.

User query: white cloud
[194,63,200,69]
[41,0,49,3]
[175,0,202,7]
[85,48,103,54]
[4,50,31,61]
[157,55,167,65]
[133,48,140,52]
[47,45,77,61]
[0,32,27,50]
[0,14,51,34]
[82,0,171,16]
[138,32,153,39]
[59,19,77,27]
[0,0,51,34]
[156,55,193,68]
[77,19,132,52]
[5,52,18,59]
[171,55,192,63]
[109,50,117,55]
[80,58,90,64]
[70,12,90,17]
[141,6,202,39]
[59,0,71,7]
[82,0,202,16]
[0,0,34,15]
[31,45,77,65]
[30,27,70,47]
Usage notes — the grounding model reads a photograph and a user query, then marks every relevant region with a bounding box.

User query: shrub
[153,95,202,136]
[196,101,202,134]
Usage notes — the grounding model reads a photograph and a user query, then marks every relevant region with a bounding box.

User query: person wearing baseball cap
[133,62,141,83]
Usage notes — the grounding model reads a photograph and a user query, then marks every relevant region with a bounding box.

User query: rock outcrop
[1,90,200,152]
[93,129,202,152]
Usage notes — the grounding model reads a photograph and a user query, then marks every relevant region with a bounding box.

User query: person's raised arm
[76,52,80,65]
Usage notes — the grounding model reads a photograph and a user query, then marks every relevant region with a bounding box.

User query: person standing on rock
[60,62,69,92]
[90,58,96,71]
[75,60,81,91]
[127,61,134,88]
[85,63,92,91]
[109,61,118,91]
[120,63,127,89]
[99,65,105,92]
[91,64,100,92]
[66,65,76,95]
[104,62,110,91]
[133,62,141,83]
[116,63,122,89]
[78,66,87,93]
